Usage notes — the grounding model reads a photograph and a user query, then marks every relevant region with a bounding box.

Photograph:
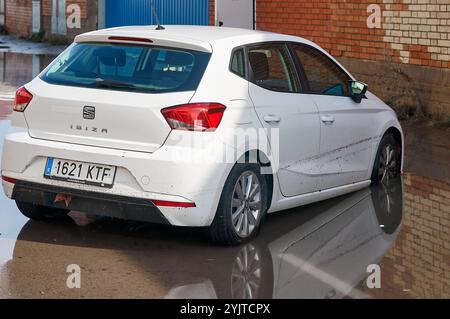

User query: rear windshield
[40,43,211,93]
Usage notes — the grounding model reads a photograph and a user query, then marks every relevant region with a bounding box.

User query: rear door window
[247,43,299,93]
[41,43,211,93]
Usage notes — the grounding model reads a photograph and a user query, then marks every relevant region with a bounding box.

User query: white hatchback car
[1,26,403,245]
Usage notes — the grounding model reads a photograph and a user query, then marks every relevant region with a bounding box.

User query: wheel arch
[368,122,404,183]
[206,148,276,245]
[236,149,275,211]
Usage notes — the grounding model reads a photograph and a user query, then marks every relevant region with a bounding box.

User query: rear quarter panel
[189,39,277,213]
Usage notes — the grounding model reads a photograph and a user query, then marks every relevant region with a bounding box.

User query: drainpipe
[32,0,41,33]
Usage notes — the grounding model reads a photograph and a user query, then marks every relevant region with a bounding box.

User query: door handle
[264,115,281,124]
[321,115,335,125]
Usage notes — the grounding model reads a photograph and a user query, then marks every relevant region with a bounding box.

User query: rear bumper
[12,180,170,224]
[1,131,234,227]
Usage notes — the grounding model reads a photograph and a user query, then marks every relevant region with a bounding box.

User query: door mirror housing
[349,81,368,103]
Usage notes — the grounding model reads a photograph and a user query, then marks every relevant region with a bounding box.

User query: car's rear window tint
[41,43,211,93]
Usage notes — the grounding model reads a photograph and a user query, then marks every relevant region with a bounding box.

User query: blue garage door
[105,0,209,28]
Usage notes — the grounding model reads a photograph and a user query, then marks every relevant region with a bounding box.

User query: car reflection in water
[168,178,403,299]
[7,178,403,299]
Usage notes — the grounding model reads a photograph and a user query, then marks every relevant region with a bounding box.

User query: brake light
[108,36,153,43]
[14,87,33,112]
[2,175,17,184]
[152,199,196,208]
[161,103,226,131]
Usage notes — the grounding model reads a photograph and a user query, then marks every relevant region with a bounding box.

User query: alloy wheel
[377,182,396,215]
[378,144,397,185]
[231,244,262,299]
[231,171,262,238]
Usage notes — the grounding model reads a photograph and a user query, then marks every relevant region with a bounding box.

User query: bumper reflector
[2,175,17,184]
[152,199,196,208]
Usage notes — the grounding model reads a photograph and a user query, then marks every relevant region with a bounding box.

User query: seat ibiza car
[1,26,403,245]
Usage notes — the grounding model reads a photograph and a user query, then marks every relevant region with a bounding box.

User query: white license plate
[44,158,117,188]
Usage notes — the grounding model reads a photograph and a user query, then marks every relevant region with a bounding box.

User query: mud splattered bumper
[11,180,170,224]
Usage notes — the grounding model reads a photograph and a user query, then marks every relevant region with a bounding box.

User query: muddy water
[0,52,56,120]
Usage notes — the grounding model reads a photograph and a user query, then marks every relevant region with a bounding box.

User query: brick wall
[366,173,450,298]
[209,0,450,116]
[255,0,450,69]
[41,0,88,19]
[255,0,450,116]
[41,0,97,42]
[209,0,215,26]
[6,0,96,42]
[5,0,32,37]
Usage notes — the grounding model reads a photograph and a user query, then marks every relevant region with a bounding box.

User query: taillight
[14,87,33,112]
[161,103,226,132]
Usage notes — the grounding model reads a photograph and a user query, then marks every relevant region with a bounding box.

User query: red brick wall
[209,0,215,26]
[6,0,94,40]
[5,0,33,37]
[41,0,88,19]
[6,0,96,41]
[208,0,450,69]
[42,0,50,16]
[255,0,450,69]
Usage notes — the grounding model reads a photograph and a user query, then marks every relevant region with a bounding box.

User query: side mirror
[349,80,368,103]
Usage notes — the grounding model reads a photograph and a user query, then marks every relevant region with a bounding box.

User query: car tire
[371,133,401,185]
[15,200,70,221]
[207,163,268,246]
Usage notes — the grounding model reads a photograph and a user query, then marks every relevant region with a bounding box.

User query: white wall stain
[382,0,450,64]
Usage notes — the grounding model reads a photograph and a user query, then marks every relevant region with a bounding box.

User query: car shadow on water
[3,178,403,299]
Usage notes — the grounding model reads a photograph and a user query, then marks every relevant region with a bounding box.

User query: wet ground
[0,51,449,299]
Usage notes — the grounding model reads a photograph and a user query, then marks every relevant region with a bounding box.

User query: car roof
[75,25,316,52]
[75,25,354,79]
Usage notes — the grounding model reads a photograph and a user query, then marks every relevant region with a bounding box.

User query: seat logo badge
[83,106,95,120]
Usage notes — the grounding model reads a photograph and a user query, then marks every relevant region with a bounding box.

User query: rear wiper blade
[95,79,137,89]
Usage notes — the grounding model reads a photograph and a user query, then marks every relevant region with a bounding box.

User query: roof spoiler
[74,33,212,53]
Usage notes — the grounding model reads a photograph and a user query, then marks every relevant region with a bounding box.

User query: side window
[247,44,299,93]
[230,49,246,78]
[294,45,351,97]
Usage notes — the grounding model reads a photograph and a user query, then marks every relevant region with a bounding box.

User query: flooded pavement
[0,52,57,120]
[0,52,449,299]
[0,177,404,299]
[0,35,66,56]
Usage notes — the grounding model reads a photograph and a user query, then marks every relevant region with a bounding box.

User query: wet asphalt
[0,51,448,299]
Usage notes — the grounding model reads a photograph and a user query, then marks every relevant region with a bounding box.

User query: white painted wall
[32,0,41,33]
[0,0,5,26]
[51,0,67,35]
[98,0,105,29]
